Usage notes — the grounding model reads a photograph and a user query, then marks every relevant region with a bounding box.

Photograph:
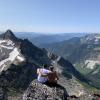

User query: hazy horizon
[0,30,99,35]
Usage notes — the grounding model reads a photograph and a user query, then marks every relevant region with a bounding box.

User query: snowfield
[16,55,25,62]
[85,60,100,69]
[0,40,14,49]
[0,40,25,73]
[0,45,14,49]
[0,48,17,72]
[9,48,19,61]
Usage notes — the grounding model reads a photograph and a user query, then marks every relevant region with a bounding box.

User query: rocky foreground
[0,87,7,100]
[23,80,100,100]
[23,81,67,100]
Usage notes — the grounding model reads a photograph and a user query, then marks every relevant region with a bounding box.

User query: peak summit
[3,30,17,41]
[0,30,17,41]
[5,29,14,35]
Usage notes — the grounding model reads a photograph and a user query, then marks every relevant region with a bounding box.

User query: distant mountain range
[14,32,88,46]
[41,34,100,89]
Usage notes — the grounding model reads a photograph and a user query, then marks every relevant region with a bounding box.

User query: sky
[0,0,100,33]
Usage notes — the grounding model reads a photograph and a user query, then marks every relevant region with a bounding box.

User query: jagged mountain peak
[0,30,17,41]
[5,29,13,34]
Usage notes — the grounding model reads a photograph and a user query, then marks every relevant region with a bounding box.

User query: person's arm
[37,68,49,77]
[37,68,40,74]
[41,70,50,77]
[55,71,59,80]
[41,69,51,77]
[41,74,48,77]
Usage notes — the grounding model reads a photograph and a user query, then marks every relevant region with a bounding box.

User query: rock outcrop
[0,87,7,100]
[23,80,100,100]
[23,80,68,100]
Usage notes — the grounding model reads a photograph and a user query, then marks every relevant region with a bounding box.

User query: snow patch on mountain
[0,39,25,73]
[92,69,99,75]
[0,40,7,44]
[95,35,100,39]
[0,40,14,49]
[16,55,25,62]
[85,60,100,69]
[9,48,19,61]
[0,48,17,72]
[0,45,14,49]
[0,47,25,73]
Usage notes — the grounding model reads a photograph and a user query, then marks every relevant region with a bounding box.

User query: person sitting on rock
[37,64,50,83]
[47,66,59,85]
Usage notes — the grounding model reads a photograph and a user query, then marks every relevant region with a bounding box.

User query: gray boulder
[23,80,68,100]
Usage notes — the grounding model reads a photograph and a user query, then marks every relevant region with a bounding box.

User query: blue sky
[0,0,100,33]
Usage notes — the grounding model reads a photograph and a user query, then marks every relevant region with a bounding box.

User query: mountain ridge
[41,34,100,89]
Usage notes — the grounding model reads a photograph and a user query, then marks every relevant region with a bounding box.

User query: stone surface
[23,80,100,100]
[23,80,68,100]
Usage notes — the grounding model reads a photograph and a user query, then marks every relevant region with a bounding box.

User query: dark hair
[49,66,54,71]
[43,64,48,68]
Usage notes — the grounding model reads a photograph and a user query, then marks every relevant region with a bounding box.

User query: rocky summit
[23,80,68,100]
[0,30,18,41]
